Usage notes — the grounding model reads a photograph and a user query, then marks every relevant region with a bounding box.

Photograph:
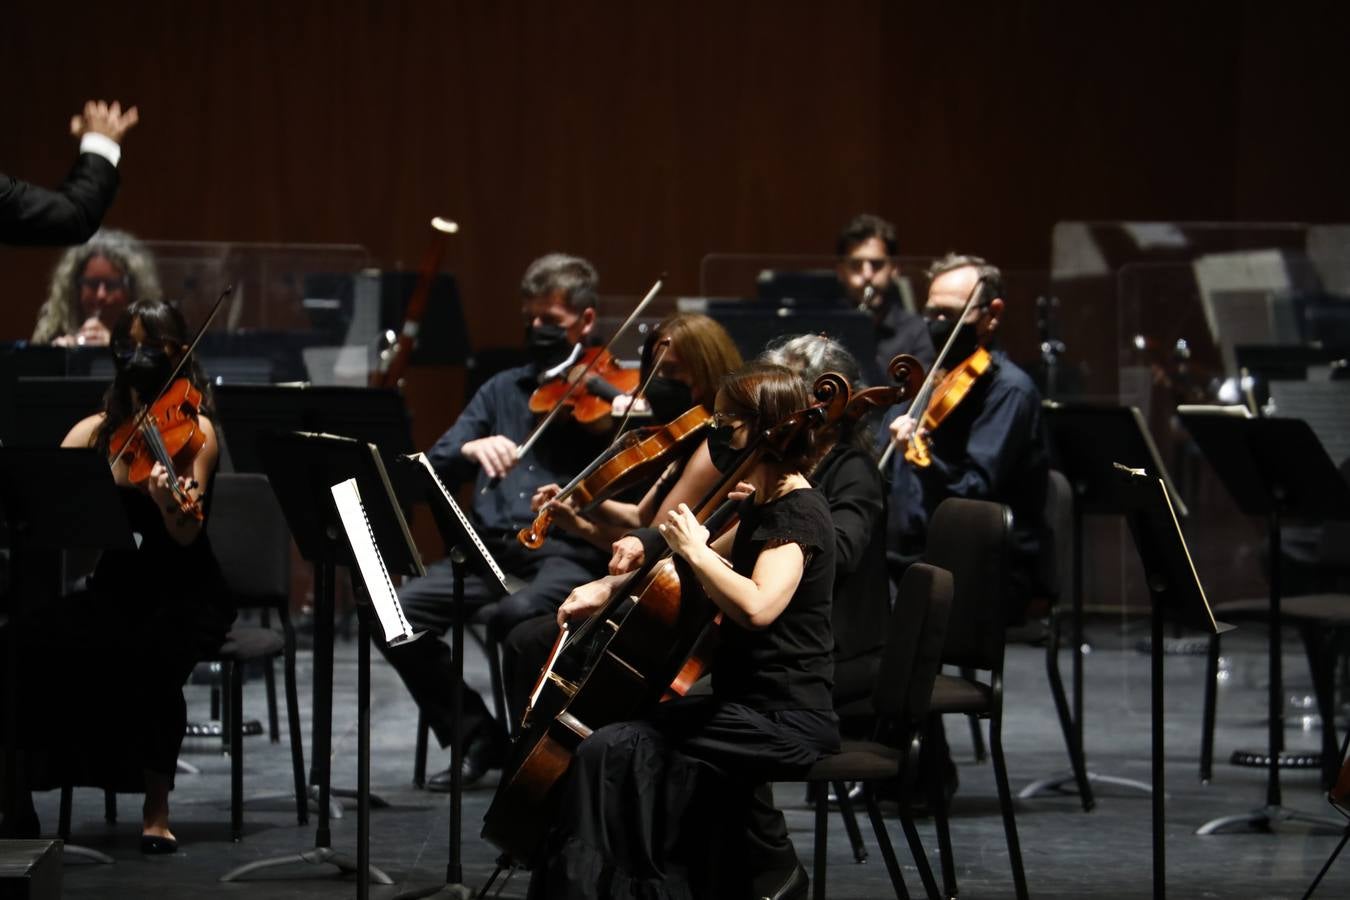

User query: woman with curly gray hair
[30,228,162,346]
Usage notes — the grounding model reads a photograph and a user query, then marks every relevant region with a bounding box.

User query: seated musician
[834,213,935,379]
[373,253,614,789]
[4,299,232,852]
[500,313,742,725]
[30,228,163,347]
[526,362,836,900]
[884,252,1050,626]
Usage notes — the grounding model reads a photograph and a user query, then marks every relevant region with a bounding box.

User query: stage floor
[31,617,1350,899]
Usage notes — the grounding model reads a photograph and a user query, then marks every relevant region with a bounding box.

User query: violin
[518,405,711,549]
[905,346,992,467]
[527,346,641,425]
[108,377,207,520]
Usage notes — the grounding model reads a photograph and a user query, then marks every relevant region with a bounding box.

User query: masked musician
[499,313,742,728]
[834,213,935,380]
[885,252,1050,625]
[372,253,613,789]
[3,300,230,852]
[527,362,836,900]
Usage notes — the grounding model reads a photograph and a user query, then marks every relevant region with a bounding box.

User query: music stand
[1021,403,1184,808]
[392,452,513,900]
[222,432,424,895]
[1178,411,1350,835]
[0,449,135,865]
[1115,462,1230,899]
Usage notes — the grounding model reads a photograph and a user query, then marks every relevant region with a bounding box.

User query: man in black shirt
[885,253,1050,624]
[1,100,138,246]
[375,253,612,788]
[834,213,935,382]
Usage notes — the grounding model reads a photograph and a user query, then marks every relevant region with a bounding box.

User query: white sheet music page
[330,477,418,646]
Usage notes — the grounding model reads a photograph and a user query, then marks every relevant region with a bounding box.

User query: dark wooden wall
[3,0,1346,349]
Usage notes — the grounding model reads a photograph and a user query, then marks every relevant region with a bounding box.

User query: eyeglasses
[79,276,129,293]
[111,339,172,362]
[711,412,744,429]
[841,257,889,274]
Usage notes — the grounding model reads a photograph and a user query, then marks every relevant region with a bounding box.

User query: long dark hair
[95,300,214,455]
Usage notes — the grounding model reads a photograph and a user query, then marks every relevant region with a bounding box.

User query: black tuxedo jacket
[0,152,120,246]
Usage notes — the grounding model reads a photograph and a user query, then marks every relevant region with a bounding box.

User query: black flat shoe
[140,834,178,854]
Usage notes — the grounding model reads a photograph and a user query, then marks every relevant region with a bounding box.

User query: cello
[481,370,857,864]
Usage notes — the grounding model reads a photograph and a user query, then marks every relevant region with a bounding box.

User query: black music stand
[0,449,135,864]
[1022,403,1183,808]
[222,432,424,894]
[1179,411,1350,836]
[392,453,513,900]
[1115,462,1230,899]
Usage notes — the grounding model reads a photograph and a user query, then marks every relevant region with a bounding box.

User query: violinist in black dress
[8,299,231,852]
[529,362,838,900]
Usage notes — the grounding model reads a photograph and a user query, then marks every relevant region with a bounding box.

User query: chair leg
[229,659,244,842]
[925,719,958,899]
[485,632,509,736]
[812,782,828,900]
[989,703,1029,900]
[262,608,280,743]
[281,609,308,826]
[862,786,912,900]
[414,710,430,788]
[58,784,72,841]
[103,789,116,824]
[960,667,986,763]
[1046,607,1094,811]
[897,736,941,900]
[833,781,868,863]
[1200,631,1220,784]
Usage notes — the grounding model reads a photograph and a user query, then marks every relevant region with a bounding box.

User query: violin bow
[877,274,988,471]
[512,275,665,462]
[109,284,234,469]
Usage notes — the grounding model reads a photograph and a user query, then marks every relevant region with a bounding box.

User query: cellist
[372,253,615,790]
[528,363,837,900]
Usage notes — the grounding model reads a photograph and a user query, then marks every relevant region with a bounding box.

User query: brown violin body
[906,346,991,468]
[529,347,641,425]
[108,377,207,518]
[518,405,711,549]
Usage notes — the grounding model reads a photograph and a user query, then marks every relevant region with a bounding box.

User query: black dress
[18,487,234,790]
[527,488,839,900]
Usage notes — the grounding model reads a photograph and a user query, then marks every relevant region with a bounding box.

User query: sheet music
[406,452,513,595]
[330,477,418,645]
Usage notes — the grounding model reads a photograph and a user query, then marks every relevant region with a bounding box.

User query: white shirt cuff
[79,133,121,167]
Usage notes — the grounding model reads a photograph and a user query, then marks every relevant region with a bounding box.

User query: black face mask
[643,377,694,423]
[526,322,574,372]
[926,316,980,365]
[706,423,742,474]
[114,345,174,397]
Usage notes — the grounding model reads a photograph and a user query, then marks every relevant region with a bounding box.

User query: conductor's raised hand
[608,535,645,575]
[658,503,709,560]
[462,435,520,480]
[71,100,140,143]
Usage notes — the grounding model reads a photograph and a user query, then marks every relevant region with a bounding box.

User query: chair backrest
[871,562,954,727]
[206,472,291,603]
[1042,469,1074,604]
[922,497,1013,671]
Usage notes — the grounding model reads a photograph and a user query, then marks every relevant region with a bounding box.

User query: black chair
[922,497,1029,900]
[786,562,953,900]
[198,472,307,839]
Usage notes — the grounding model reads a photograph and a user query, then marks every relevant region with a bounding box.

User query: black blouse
[711,487,836,712]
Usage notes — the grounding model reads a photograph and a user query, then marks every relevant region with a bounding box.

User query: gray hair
[926,252,1003,303]
[31,229,163,343]
[760,333,864,388]
[519,253,599,311]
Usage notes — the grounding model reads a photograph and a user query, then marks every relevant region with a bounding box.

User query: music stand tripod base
[61,845,115,865]
[1020,770,1155,800]
[1196,804,1345,836]
[220,846,393,884]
